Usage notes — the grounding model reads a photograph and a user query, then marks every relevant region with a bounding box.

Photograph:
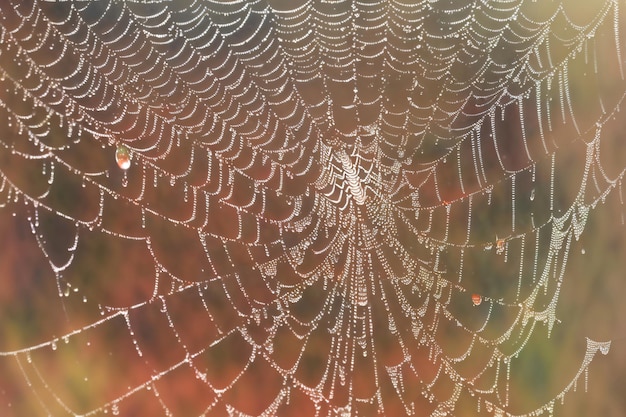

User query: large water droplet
[472,293,482,306]
[116,144,131,170]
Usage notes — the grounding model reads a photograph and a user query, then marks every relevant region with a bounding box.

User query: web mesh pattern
[0,1,625,416]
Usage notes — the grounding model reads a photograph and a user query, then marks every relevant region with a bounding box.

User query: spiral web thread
[0,0,624,416]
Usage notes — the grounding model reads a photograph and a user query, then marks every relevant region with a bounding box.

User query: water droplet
[496,238,505,255]
[472,294,482,306]
[115,144,131,170]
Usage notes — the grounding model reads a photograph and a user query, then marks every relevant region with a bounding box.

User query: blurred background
[1,0,626,416]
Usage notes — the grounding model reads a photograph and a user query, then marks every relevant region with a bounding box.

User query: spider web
[0,0,625,416]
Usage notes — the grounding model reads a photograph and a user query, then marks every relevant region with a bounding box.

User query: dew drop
[472,293,482,306]
[115,144,131,170]
[496,238,505,255]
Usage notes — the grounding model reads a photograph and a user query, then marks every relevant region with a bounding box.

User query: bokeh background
[1,1,626,416]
